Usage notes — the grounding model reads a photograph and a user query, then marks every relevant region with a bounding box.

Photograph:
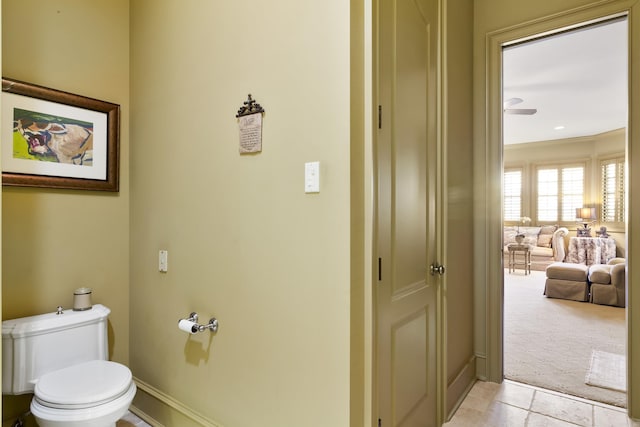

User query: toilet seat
[34,360,132,409]
[30,381,136,427]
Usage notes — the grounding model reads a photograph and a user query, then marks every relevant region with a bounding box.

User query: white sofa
[504,225,569,271]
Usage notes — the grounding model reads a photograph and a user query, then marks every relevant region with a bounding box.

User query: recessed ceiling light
[554,125,565,130]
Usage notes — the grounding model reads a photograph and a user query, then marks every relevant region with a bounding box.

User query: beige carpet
[504,269,627,407]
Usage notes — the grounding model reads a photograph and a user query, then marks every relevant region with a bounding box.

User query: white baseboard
[446,355,477,420]
[475,353,487,380]
[133,377,223,427]
[128,405,164,427]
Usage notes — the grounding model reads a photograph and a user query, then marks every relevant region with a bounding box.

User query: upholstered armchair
[588,257,626,307]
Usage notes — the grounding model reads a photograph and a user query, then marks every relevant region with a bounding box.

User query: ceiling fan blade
[505,108,537,115]
[504,97,523,108]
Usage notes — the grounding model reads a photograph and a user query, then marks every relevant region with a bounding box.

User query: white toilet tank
[2,304,110,395]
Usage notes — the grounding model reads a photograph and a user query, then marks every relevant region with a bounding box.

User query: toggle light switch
[159,250,168,272]
[305,161,320,193]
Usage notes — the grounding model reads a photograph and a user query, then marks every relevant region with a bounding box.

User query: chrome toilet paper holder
[181,312,219,333]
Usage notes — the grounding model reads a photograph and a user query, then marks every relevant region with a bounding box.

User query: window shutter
[536,165,584,222]
[561,167,584,222]
[537,168,558,221]
[601,157,625,223]
[504,169,522,221]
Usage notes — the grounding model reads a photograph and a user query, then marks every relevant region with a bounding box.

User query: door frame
[478,0,640,416]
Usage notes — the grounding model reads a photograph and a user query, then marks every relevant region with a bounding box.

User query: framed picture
[2,78,120,191]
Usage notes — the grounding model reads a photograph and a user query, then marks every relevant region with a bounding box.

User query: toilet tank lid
[2,304,110,338]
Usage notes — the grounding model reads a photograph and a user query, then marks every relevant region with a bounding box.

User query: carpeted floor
[504,268,627,407]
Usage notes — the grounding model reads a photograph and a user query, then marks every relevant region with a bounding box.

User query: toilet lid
[34,360,132,409]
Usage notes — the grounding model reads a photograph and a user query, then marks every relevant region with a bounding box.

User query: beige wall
[1,0,130,420]
[129,1,351,426]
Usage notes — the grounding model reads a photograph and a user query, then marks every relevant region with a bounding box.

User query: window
[601,157,625,223]
[561,167,585,221]
[504,169,522,221]
[536,165,584,222]
[537,169,558,221]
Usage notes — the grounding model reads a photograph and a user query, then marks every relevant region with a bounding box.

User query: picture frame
[2,77,120,191]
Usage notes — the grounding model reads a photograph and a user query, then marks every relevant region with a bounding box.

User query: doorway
[501,18,628,406]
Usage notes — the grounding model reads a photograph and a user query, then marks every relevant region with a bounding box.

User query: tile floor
[116,411,152,427]
[444,380,640,427]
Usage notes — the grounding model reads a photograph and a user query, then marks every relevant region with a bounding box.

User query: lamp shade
[576,207,596,220]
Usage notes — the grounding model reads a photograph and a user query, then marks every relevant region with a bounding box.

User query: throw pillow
[520,226,541,247]
[537,234,553,248]
[504,226,517,245]
[539,225,558,235]
[537,225,558,248]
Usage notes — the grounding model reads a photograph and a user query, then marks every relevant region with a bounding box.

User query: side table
[507,243,532,275]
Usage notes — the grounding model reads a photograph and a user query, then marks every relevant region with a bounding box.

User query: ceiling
[503,18,628,145]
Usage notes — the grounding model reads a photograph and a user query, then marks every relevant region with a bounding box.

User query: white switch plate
[305,161,320,193]
[159,250,168,272]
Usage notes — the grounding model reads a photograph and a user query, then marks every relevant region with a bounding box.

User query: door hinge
[378,105,382,129]
[378,257,382,281]
[378,418,382,427]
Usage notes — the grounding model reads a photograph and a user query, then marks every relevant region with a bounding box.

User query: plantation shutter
[601,157,625,223]
[537,168,558,221]
[561,167,584,222]
[537,165,584,222]
[504,169,522,221]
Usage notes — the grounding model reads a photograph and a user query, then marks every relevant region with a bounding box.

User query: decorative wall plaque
[236,94,265,154]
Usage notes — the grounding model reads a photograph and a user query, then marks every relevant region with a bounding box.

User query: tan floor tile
[443,406,486,426]
[526,412,584,426]
[531,391,592,427]
[593,405,631,427]
[496,381,535,410]
[458,381,502,413]
[482,401,529,427]
[470,380,503,397]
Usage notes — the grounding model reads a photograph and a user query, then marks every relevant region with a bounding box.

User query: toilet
[2,304,136,427]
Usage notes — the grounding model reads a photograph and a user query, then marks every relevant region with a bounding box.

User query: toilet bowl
[2,304,137,427]
[30,360,136,427]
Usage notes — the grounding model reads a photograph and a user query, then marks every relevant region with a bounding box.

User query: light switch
[305,161,320,193]
[159,250,168,272]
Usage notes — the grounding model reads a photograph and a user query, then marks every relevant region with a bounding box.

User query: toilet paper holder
[180,312,219,333]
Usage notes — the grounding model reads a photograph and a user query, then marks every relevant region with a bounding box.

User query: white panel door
[376,0,440,426]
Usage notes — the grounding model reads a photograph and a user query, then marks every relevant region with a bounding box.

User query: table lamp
[576,207,597,237]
